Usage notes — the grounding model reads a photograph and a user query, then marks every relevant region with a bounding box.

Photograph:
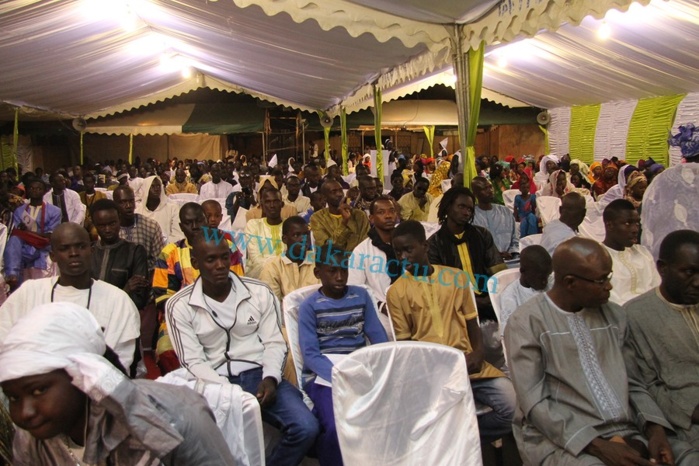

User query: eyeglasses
[567,272,613,286]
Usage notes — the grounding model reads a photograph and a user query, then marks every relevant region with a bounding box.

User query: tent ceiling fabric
[480,0,699,109]
[1,0,697,121]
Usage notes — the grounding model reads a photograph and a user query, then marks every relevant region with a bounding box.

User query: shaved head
[552,237,610,278]
[51,222,89,248]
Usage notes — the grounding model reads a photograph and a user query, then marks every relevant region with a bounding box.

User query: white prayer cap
[0,302,106,383]
[326,159,337,168]
[268,154,278,168]
[440,138,448,149]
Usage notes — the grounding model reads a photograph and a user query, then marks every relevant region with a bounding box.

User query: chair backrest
[519,233,542,249]
[487,268,520,326]
[502,189,519,212]
[168,192,199,207]
[283,284,393,407]
[536,195,561,226]
[332,342,482,466]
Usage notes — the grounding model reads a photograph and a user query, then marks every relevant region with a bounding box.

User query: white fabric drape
[594,100,637,162]
[548,107,571,157]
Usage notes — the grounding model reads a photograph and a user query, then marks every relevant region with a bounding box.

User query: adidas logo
[247,316,257,325]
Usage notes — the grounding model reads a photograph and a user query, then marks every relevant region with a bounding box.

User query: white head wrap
[0,302,105,383]
[0,303,128,403]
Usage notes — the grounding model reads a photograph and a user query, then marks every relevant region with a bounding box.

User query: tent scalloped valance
[231,0,451,50]
[461,0,649,51]
[85,74,316,119]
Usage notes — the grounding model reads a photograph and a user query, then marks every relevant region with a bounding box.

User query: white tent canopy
[1,0,697,122]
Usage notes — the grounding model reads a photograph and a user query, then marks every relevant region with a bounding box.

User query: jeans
[471,376,516,441]
[228,368,319,466]
[304,381,343,466]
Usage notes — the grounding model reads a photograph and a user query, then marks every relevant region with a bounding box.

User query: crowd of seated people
[0,143,697,466]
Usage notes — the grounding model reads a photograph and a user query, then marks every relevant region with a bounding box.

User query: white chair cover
[502,189,519,212]
[519,233,543,249]
[157,368,265,466]
[332,342,482,466]
[487,268,520,326]
[420,221,440,240]
[283,284,394,408]
[579,196,606,242]
[536,196,561,226]
[168,192,200,207]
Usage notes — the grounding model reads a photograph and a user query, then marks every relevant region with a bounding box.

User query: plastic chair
[536,196,561,226]
[332,342,482,466]
[503,189,519,212]
[283,284,393,408]
[519,233,543,249]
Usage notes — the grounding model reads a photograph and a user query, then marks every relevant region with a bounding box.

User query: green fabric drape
[128,134,134,164]
[373,84,383,180]
[323,126,331,162]
[340,107,348,175]
[569,104,601,164]
[80,132,84,165]
[464,44,484,187]
[12,108,19,171]
[626,94,685,166]
[539,125,550,154]
[423,125,435,155]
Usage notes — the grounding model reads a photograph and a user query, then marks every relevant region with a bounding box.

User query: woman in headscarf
[489,163,511,205]
[534,155,559,190]
[569,159,593,188]
[589,161,603,184]
[598,164,636,207]
[0,302,237,465]
[541,169,572,198]
[625,171,647,210]
[592,164,619,200]
[644,163,665,183]
[511,167,538,195]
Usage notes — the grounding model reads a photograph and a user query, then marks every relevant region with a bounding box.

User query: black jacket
[91,239,150,309]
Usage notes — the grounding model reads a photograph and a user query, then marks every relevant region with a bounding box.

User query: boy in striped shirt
[298,243,388,466]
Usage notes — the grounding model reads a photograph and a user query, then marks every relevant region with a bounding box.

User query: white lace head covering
[642,163,699,260]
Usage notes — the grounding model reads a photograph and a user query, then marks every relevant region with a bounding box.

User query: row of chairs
[277,273,522,465]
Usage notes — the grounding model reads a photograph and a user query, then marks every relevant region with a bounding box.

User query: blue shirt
[298,285,388,382]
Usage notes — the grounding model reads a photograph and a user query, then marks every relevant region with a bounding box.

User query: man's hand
[339,202,352,225]
[500,251,513,260]
[15,222,26,231]
[418,196,428,209]
[465,348,484,374]
[256,377,278,409]
[692,403,699,424]
[124,275,150,293]
[645,423,675,466]
[584,438,654,466]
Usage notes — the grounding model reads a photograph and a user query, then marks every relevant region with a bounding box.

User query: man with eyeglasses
[602,199,659,305]
[505,237,676,466]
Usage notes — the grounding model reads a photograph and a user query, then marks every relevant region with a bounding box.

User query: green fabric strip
[569,104,601,164]
[341,108,348,175]
[373,84,383,180]
[626,94,684,166]
[465,44,484,187]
